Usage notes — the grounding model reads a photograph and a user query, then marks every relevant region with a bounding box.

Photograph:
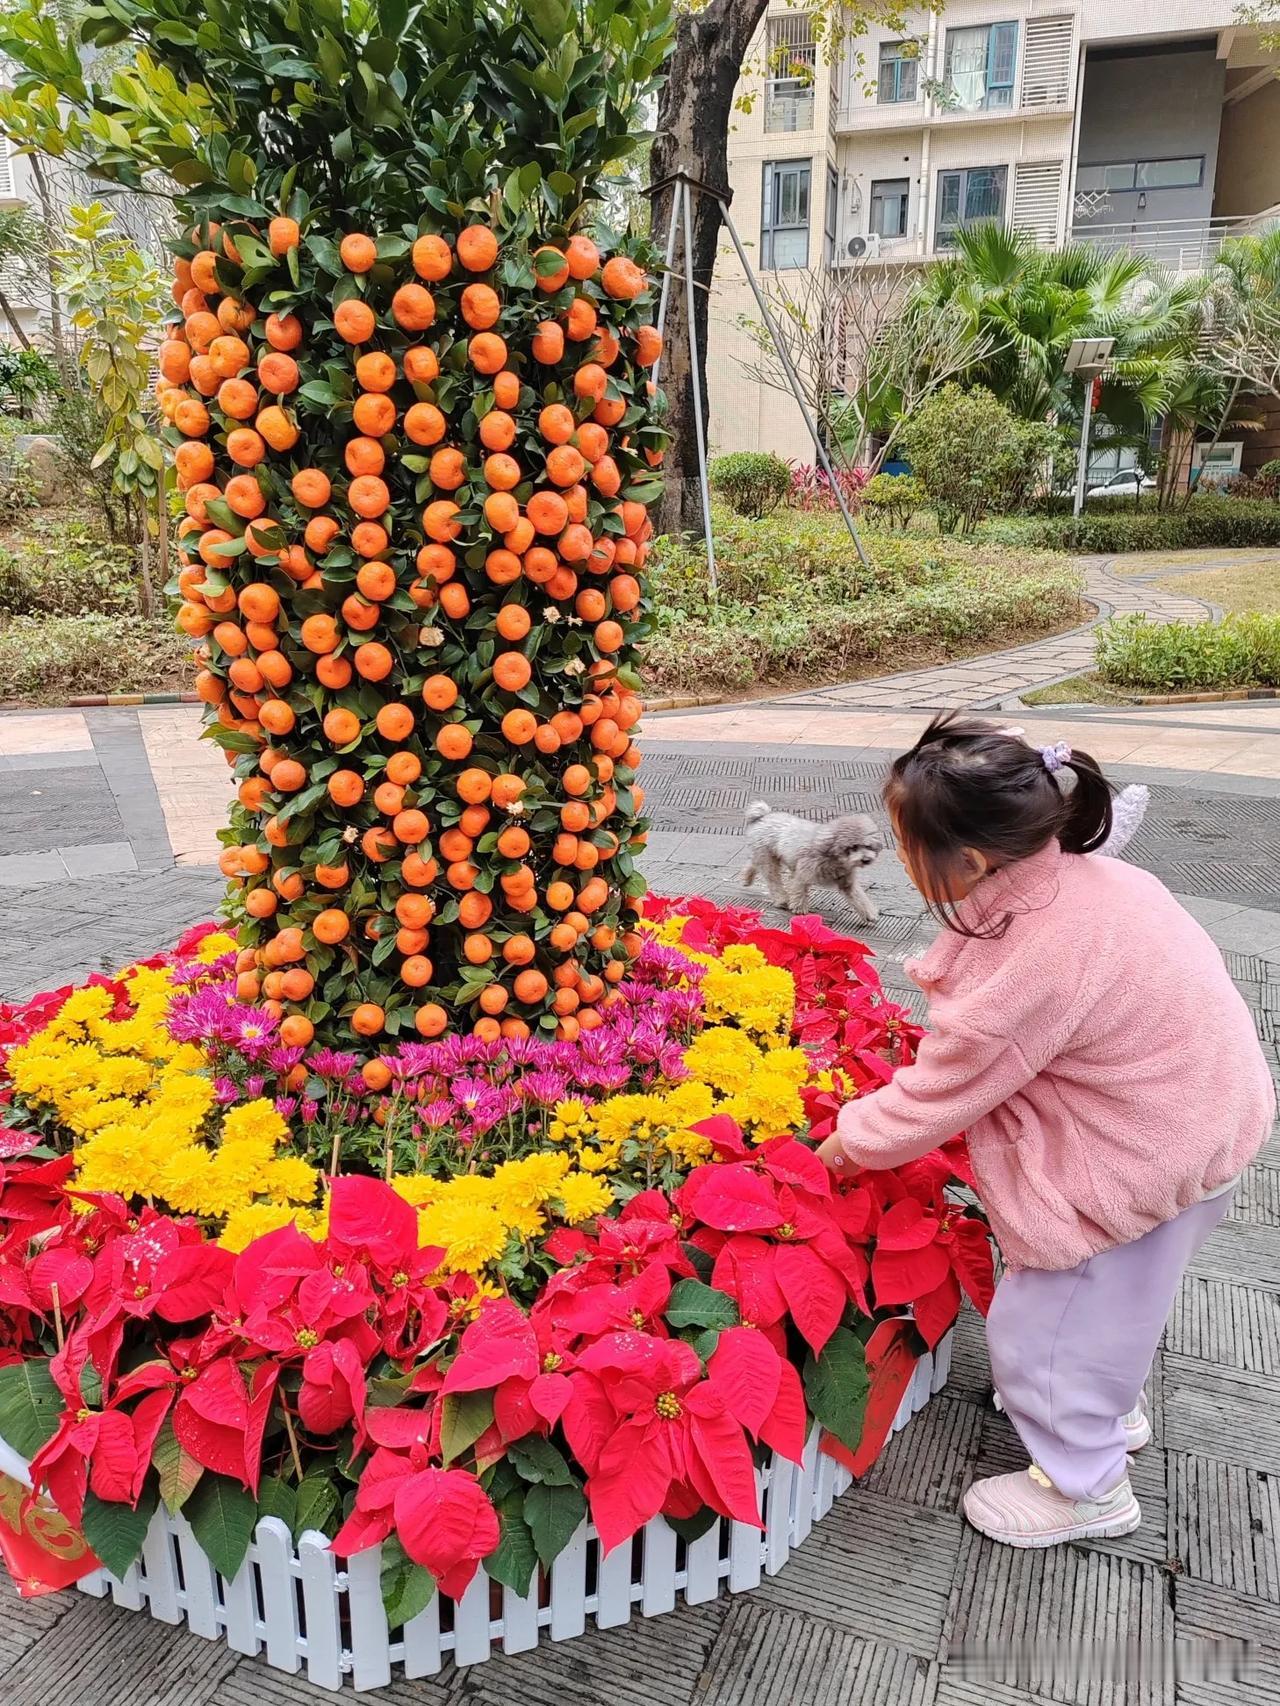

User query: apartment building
[708,1,1280,461]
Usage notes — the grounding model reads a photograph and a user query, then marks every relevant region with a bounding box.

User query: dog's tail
[746,801,771,825]
[1097,784,1149,859]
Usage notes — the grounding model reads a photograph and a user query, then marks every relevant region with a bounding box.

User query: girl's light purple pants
[986,1188,1234,1500]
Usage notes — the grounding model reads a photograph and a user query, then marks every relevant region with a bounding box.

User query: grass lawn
[1151,554,1280,616]
[1021,672,1137,707]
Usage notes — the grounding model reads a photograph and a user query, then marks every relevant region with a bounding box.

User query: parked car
[1086,469,1157,501]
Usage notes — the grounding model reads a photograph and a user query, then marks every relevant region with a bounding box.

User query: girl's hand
[814,1132,849,1174]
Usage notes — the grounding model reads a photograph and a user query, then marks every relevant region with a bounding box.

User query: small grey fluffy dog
[741,802,884,921]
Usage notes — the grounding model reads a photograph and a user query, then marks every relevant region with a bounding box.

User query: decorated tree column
[5,0,673,1051]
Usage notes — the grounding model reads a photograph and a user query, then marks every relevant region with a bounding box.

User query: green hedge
[982,497,1280,555]
[1096,612,1280,691]
[651,503,1072,611]
[0,614,191,702]
[0,516,141,618]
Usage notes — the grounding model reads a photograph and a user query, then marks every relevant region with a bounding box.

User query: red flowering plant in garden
[0,899,994,1612]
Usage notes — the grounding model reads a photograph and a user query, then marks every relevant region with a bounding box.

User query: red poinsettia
[334,1451,498,1598]
[677,1126,870,1354]
[29,1330,175,1524]
[563,1329,762,1553]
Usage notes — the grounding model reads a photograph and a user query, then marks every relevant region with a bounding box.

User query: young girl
[816,715,1274,1548]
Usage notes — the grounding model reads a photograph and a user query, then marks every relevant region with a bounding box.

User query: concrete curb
[1125,685,1280,706]
[67,692,202,708]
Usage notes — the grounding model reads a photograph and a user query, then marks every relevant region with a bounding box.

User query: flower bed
[0,898,991,1681]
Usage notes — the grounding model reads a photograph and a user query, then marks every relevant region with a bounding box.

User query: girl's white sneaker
[963,1465,1141,1548]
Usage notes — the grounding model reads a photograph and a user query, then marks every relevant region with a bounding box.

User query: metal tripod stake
[651,170,871,581]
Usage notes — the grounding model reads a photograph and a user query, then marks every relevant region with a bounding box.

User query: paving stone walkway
[3,633,1280,1700]
[788,556,1218,712]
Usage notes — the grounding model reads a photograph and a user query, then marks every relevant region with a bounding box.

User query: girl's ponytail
[1055,748,1114,854]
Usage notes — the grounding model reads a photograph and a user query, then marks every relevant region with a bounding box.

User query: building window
[765,14,816,133]
[935,164,1007,247]
[870,177,910,238]
[878,40,918,104]
[824,163,839,264]
[762,160,811,268]
[943,22,1018,112]
[1075,157,1205,194]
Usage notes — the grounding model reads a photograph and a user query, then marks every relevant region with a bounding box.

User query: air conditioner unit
[844,233,881,260]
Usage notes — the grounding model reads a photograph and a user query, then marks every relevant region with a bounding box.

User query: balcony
[1070,211,1280,273]
[764,83,817,134]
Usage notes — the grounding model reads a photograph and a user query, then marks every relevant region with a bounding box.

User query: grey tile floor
[1,730,1278,1704]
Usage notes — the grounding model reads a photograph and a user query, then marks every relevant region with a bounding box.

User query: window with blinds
[1020,15,1074,110]
[1011,160,1064,245]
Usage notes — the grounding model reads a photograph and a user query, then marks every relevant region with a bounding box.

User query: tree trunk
[137,500,156,619]
[0,285,31,350]
[650,0,767,538]
[28,152,70,386]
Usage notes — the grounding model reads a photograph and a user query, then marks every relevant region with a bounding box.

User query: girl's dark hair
[884,713,1114,937]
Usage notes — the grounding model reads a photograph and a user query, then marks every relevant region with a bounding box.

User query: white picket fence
[8,1331,951,1691]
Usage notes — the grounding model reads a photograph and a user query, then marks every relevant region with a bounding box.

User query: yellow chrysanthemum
[555,1172,614,1223]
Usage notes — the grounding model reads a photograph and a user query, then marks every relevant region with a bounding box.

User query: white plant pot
[4,1331,951,1691]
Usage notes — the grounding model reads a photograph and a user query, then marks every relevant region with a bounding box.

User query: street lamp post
[1065,336,1116,517]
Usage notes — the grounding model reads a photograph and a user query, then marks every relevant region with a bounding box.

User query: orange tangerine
[412,233,453,281]
[392,283,436,331]
[404,402,446,446]
[456,224,499,271]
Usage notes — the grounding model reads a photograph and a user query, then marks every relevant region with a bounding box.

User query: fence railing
[1070,211,1280,272]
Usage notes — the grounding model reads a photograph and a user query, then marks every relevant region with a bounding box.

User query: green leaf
[380,1534,436,1626]
[485,1492,538,1595]
[665,1278,740,1331]
[153,1418,204,1515]
[524,1481,585,1570]
[508,1435,573,1486]
[81,1488,155,1580]
[664,1506,719,1546]
[293,1468,340,1539]
[440,1390,493,1465]
[0,1360,63,1457]
[802,1326,870,1452]
[185,1473,256,1579]
[547,171,577,197]
[256,1476,297,1532]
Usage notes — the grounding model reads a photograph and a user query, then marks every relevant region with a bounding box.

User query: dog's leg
[843,874,879,925]
[740,856,757,889]
[784,854,819,914]
[760,851,789,909]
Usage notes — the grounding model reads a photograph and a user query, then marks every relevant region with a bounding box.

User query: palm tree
[909,223,1205,434]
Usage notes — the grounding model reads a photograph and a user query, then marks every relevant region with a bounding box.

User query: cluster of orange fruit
[161,212,665,1048]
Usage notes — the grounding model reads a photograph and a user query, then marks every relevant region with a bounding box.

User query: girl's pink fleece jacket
[837,839,1275,1271]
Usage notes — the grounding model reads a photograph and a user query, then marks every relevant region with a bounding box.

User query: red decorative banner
[0,1472,98,1597]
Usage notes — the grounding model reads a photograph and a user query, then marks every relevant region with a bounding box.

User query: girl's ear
[959,846,994,884]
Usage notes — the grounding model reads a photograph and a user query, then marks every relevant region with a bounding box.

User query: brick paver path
[791,556,1218,712]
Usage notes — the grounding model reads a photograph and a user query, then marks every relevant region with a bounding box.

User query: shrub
[789,462,868,513]
[901,384,1058,533]
[647,505,1081,692]
[1096,612,1280,691]
[983,496,1280,554]
[708,450,791,517]
[648,501,1065,615]
[0,516,138,617]
[862,473,924,530]
[0,416,40,527]
[0,614,191,702]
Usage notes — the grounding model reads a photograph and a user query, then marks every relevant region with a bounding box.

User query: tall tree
[650,0,913,533]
